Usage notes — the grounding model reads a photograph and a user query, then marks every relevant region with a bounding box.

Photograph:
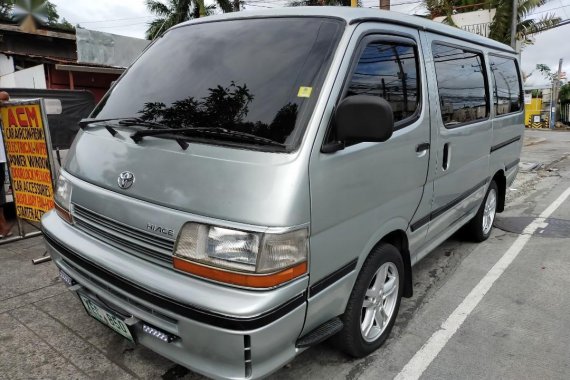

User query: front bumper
[42,211,308,379]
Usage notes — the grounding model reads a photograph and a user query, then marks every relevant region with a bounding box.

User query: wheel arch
[492,169,506,213]
[375,230,413,298]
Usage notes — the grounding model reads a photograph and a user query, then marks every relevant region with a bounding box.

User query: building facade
[0,17,149,102]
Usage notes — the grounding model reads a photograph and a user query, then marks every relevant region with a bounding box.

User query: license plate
[79,294,134,342]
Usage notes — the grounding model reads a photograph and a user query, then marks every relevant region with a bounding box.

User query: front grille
[72,204,174,264]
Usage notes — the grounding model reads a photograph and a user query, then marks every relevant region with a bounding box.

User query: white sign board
[524,94,532,105]
[433,9,496,37]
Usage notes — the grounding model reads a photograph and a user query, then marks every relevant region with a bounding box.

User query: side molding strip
[490,136,521,153]
[505,158,520,171]
[410,178,489,232]
[309,259,358,297]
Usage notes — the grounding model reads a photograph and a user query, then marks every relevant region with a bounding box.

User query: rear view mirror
[328,95,394,152]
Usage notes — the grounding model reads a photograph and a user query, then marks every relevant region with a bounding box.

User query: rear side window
[489,55,523,115]
[346,41,420,127]
[432,43,488,127]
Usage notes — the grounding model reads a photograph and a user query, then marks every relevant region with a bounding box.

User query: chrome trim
[73,204,174,265]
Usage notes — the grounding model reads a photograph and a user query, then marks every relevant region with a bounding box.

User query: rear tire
[464,181,498,242]
[336,243,404,358]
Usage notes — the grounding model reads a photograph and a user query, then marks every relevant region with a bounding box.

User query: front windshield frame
[90,16,346,153]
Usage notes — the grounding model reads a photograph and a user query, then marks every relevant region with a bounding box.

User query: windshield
[91,17,344,151]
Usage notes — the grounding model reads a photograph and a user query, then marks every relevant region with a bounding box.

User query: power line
[76,1,569,28]
[560,0,570,18]
[242,2,278,7]
[366,0,424,7]
[75,16,154,24]
[391,0,424,6]
[527,3,570,16]
[243,0,289,3]
[247,0,426,8]
[541,17,570,30]
[94,22,151,29]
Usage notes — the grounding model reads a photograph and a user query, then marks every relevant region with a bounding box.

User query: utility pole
[551,58,564,129]
[380,0,390,10]
[351,0,357,7]
[510,0,517,49]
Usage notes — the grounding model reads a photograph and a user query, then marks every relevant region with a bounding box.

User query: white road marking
[395,186,570,380]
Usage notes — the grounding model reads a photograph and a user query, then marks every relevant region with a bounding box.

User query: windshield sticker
[297,86,313,98]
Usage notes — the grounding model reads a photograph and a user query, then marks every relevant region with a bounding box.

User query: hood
[64,129,310,227]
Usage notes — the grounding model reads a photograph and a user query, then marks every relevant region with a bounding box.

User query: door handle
[442,143,450,170]
[416,142,430,152]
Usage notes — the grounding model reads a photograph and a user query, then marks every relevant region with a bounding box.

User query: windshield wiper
[79,117,190,150]
[78,117,175,142]
[79,117,166,136]
[130,127,287,149]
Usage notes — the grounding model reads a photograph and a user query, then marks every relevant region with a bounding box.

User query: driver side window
[346,41,420,127]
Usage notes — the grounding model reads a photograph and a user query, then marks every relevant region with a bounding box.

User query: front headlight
[54,173,73,223]
[173,223,308,288]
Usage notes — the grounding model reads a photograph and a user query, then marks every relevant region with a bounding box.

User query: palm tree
[424,0,560,46]
[424,0,487,25]
[489,0,561,45]
[145,0,234,40]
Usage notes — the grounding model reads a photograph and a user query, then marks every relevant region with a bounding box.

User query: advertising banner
[0,100,56,222]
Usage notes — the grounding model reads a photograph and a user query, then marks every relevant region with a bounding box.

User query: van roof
[175,7,515,54]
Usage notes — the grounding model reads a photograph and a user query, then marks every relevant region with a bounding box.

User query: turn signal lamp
[173,223,308,288]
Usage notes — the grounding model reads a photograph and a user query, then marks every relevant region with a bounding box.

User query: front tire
[336,243,404,358]
[464,180,498,242]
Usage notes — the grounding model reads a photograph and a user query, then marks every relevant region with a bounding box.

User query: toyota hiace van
[42,7,524,379]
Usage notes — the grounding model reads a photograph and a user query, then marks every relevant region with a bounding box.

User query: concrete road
[1,129,569,379]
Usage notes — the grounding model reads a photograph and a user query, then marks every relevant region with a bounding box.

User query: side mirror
[325,95,394,152]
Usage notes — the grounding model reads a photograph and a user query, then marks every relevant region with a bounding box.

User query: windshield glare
[92,18,344,150]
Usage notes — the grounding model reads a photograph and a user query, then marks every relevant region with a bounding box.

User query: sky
[50,0,570,87]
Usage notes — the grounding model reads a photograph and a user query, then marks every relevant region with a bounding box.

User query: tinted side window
[490,56,522,115]
[432,43,488,127]
[346,42,420,125]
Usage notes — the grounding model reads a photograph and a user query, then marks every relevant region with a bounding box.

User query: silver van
[41,7,524,379]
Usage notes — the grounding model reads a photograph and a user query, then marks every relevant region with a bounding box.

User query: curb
[523,137,546,147]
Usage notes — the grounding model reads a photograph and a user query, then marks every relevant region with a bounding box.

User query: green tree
[145,0,234,40]
[0,0,12,20]
[2,0,73,30]
[424,0,560,46]
[11,0,59,24]
[424,0,487,25]
[56,17,75,31]
[536,63,556,81]
[559,83,570,104]
[489,0,561,45]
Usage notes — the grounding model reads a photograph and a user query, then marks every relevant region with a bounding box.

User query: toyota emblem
[118,171,135,189]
